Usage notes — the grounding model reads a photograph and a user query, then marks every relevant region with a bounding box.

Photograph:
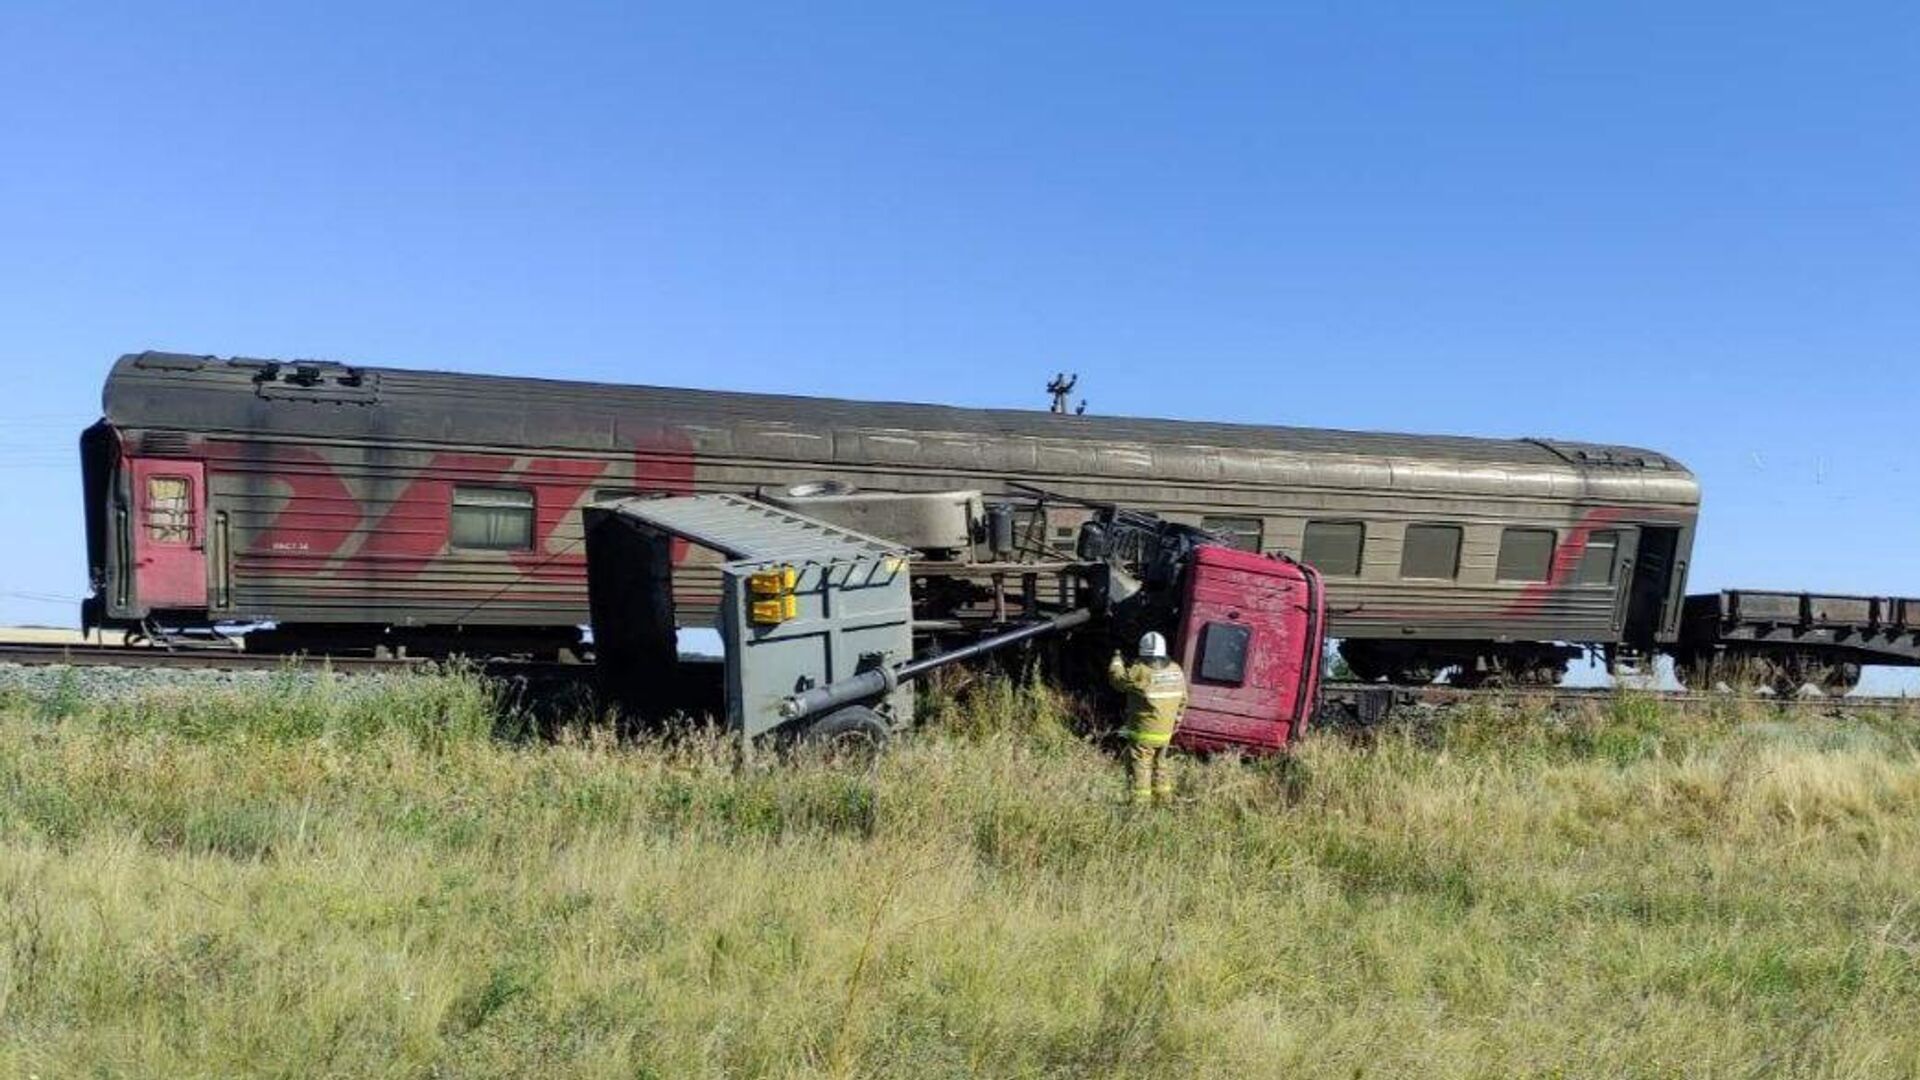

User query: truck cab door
[128,457,207,611]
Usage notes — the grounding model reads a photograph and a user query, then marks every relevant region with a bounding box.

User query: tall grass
[3,670,1920,1076]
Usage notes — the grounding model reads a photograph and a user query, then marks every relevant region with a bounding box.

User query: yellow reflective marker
[748,565,798,596]
[750,595,799,625]
[748,565,800,624]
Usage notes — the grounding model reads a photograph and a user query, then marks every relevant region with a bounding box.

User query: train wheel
[1672,652,1713,691]
[1768,654,1858,698]
[1767,671,1804,698]
[1340,643,1443,685]
[1517,659,1568,688]
[1448,667,1488,689]
[1450,655,1565,690]
[1710,651,1778,694]
[1820,662,1863,696]
[1765,653,1823,698]
[1337,642,1391,683]
[1394,663,1440,686]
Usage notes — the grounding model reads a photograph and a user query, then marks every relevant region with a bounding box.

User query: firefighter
[1108,630,1190,805]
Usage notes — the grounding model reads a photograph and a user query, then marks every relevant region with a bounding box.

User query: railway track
[1323,680,1918,715]
[0,642,575,676]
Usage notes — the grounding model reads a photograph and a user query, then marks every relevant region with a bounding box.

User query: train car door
[128,457,207,610]
[1621,526,1681,647]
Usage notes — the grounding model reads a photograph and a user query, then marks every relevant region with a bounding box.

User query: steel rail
[1323,680,1919,713]
[0,643,581,677]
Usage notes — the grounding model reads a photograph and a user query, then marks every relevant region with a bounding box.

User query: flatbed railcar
[1674,590,1920,695]
[82,350,1703,681]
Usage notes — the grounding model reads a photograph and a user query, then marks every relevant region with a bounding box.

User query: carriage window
[1575,530,1619,585]
[1497,528,1556,582]
[145,475,192,543]
[1201,516,1264,552]
[1400,524,1462,580]
[1302,521,1365,577]
[451,486,534,550]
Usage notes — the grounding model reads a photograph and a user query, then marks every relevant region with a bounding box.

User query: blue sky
[2,3,1915,684]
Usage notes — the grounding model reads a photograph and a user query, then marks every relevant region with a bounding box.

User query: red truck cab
[1172,544,1326,754]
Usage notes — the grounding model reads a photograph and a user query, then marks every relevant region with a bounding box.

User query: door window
[1575,530,1620,585]
[145,475,193,543]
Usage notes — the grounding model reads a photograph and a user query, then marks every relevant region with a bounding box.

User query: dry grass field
[3,669,1920,1077]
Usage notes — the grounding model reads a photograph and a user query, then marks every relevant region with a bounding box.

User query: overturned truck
[585,489,1326,754]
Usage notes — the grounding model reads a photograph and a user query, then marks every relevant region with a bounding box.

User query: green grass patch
[1,672,1919,1076]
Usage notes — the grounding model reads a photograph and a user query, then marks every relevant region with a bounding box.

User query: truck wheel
[802,706,891,762]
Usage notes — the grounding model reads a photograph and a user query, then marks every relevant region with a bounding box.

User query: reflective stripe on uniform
[1111,657,1189,745]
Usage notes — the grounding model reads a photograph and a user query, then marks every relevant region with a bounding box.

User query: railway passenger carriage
[83,351,1702,681]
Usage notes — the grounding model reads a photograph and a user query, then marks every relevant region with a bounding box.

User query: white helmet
[1138,631,1169,661]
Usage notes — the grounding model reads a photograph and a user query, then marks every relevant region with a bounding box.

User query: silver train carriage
[82,351,1701,681]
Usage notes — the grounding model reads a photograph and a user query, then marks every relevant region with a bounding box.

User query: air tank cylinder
[986,503,1015,559]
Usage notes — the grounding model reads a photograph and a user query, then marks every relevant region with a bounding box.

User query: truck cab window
[1196,620,1252,684]
[1200,516,1264,552]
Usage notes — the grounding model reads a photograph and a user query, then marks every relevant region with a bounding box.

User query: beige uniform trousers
[1129,743,1173,802]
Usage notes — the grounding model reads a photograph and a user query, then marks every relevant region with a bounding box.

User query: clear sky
[3,3,1915,686]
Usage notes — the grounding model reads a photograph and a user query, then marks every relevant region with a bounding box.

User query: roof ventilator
[249,359,380,404]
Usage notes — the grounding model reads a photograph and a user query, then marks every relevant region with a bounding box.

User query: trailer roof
[587,493,909,565]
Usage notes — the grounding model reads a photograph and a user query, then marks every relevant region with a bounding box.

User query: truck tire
[802,706,891,761]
